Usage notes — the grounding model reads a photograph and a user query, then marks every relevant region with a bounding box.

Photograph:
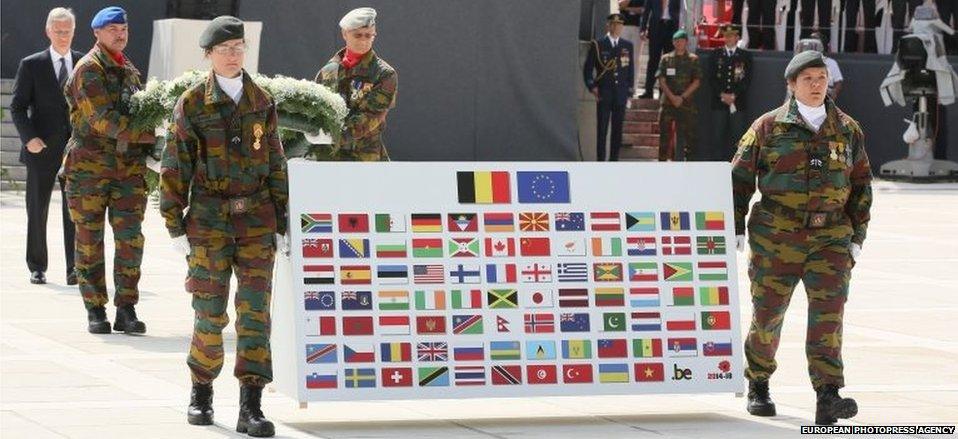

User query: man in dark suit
[584,13,635,161]
[638,0,682,98]
[10,7,81,285]
[708,25,752,160]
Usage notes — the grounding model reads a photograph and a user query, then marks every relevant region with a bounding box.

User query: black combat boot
[113,304,146,334]
[815,385,858,425]
[87,306,111,334]
[237,385,274,437]
[747,380,777,416]
[187,383,214,425]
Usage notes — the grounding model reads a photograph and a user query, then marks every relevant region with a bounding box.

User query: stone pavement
[1,181,956,438]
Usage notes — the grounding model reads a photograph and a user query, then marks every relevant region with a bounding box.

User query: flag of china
[634,362,665,382]
[519,237,550,256]
[526,364,557,384]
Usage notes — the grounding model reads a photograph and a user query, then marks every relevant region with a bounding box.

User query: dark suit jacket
[10,48,83,168]
[640,0,682,31]
[583,36,635,106]
[708,47,753,110]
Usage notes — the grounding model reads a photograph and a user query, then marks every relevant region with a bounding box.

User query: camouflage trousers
[303,138,388,162]
[186,234,276,386]
[743,206,855,389]
[63,146,147,310]
[658,107,698,161]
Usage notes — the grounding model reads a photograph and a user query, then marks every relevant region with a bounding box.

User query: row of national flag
[302,211,726,234]
[303,235,728,258]
[306,362,690,389]
[305,287,731,311]
[306,338,732,365]
[303,310,731,336]
[302,261,729,285]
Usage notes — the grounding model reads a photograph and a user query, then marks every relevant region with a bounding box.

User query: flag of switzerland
[381,367,413,387]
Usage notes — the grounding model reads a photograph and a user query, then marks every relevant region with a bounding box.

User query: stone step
[2,121,18,138]
[1,79,13,94]
[1,107,12,123]
[619,145,659,161]
[2,137,21,153]
[624,121,659,135]
[625,109,658,123]
[630,98,660,110]
[1,164,27,182]
[2,152,23,166]
[1,94,12,108]
[1,180,25,192]
[624,133,659,147]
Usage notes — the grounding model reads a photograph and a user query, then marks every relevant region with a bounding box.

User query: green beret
[784,50,827,80]
[720,24,741,36]
[199,16,244,49]
[673,29,688,40]
[607,13,625,24]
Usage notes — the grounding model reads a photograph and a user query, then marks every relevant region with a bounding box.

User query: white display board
[147,18,262,81]
[272,161,744,403]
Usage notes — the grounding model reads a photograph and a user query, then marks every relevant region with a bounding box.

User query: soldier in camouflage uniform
[311,7,397,161]
[731,51,872,425]
[656,29,701,161]
[62,7,154,335]
[159,16,287,437]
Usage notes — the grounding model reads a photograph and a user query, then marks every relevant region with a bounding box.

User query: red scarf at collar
[341,48,366,70]
[101,44,125,66]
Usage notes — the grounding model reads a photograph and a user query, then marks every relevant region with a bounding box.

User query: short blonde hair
[46,7,75,29]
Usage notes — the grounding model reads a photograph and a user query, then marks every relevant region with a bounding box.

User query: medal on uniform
[252,123,263,150]
[828,142,839,161]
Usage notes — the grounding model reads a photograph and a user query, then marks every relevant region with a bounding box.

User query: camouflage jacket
[731,97,873,244]
[656,51,701,112]
[160,70,288,239]
[64,43,154,154]
[313,48,397,161]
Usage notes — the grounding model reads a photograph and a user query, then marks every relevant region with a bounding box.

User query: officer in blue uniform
[584,13,635,162]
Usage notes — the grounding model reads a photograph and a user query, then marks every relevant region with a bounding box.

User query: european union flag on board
[517,172,570,203]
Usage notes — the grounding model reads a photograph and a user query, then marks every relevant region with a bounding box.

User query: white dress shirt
[49,46,73,82]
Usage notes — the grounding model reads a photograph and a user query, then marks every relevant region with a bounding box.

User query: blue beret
[91,6,127,29]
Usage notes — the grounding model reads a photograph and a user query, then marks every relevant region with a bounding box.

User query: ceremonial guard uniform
[709,25,752,159]
[159,16,287,437]
[313,7,397,161]
[583,13,634,161]
[732,51,871,426]
[656,30,701,161]
[62,7,154,334]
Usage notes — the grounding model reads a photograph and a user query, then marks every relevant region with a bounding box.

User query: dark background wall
[693,51,958,167]
[2,0,954,166]
[2,0,582,161]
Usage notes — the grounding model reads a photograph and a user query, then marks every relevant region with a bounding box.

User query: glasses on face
[212,43,247,55]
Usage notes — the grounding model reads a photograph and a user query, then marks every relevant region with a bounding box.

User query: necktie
[58,57,67,88]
